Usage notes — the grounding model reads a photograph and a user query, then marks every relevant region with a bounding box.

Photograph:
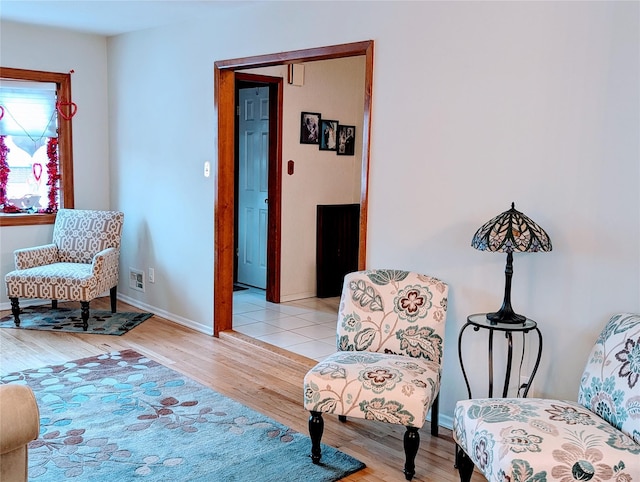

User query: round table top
[466,313,537,332]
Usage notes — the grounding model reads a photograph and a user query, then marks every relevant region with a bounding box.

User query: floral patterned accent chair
[303,269,449,481]
[5,209,124,331]
[453,312,640,482]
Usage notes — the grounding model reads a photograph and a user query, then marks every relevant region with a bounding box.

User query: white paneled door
[237,86,269,289]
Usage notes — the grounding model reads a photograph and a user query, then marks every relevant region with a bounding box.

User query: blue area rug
[1,349,365,481]
[0,307,152,335]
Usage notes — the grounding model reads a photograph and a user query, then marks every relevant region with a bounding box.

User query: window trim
[0,67,74,227]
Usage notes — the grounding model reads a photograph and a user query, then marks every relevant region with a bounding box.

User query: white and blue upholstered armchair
[453,312,640,482]
[5,209,124,331]
[303,269,449,481]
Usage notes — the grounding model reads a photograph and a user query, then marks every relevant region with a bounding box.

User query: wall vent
[129,268,145,292]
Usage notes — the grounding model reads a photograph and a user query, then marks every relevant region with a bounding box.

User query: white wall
[281,58,364,300]
[1,1,638,427]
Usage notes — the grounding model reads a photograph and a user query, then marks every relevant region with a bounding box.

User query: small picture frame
[337,125,356,156]
[319,119,338,151]
[300,112,321,144]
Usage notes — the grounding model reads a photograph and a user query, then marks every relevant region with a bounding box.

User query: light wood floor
[0,297,483,482]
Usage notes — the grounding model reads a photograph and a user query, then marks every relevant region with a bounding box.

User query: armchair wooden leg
[430,393,439,436]
[80,301,90,331]
[9,298,20,327]
[309,411,324,464]
[52,300,58,309]
[455,444,475,482]
[403,426,420,480]
[110,286,117,313]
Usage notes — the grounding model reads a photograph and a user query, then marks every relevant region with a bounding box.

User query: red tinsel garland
[0,135,14,210]
[45,137,60,212]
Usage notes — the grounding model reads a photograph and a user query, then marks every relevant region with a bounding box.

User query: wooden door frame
[213,40,374,336]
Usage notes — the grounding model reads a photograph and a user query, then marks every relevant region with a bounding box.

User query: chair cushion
[5,262,98,302]
[578,313,640,444]
[304,351,440,428]
[454,397,640,481]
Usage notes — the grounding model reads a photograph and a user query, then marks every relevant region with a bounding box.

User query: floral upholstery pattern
[453,313,640,481]
[304,269,449,427]
[5,209,124,304]
[578,314,640,444]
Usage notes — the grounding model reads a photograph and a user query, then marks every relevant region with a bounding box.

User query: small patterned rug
[0,306,153,335]
[1,349,365,481]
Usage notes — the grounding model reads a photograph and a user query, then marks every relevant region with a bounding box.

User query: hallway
[232,286,339,361]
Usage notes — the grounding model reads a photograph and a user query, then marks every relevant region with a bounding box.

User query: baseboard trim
[279,291,317,303]
[113,294,214,336]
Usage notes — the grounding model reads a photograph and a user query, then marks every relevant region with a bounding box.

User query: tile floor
[232,286,339,361]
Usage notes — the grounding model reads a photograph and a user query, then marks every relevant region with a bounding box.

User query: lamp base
[486,309,526,325]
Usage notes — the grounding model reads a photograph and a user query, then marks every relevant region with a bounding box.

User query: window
[0,67,74,226]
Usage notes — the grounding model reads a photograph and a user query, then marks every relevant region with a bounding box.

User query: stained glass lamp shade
[472,202,552,324]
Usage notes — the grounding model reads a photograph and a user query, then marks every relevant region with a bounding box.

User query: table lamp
[472,202,552,324]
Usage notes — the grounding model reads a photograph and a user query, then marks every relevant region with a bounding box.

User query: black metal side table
[458,313,543,398]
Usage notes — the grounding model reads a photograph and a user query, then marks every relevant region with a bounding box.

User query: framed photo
[300,112,321,144]
[319,119,338,151]
[336,125,356,156]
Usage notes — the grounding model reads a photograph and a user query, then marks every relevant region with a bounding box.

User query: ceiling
[0,1,255,37]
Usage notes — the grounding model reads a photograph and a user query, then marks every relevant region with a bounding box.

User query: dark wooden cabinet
[316,204,360,298]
